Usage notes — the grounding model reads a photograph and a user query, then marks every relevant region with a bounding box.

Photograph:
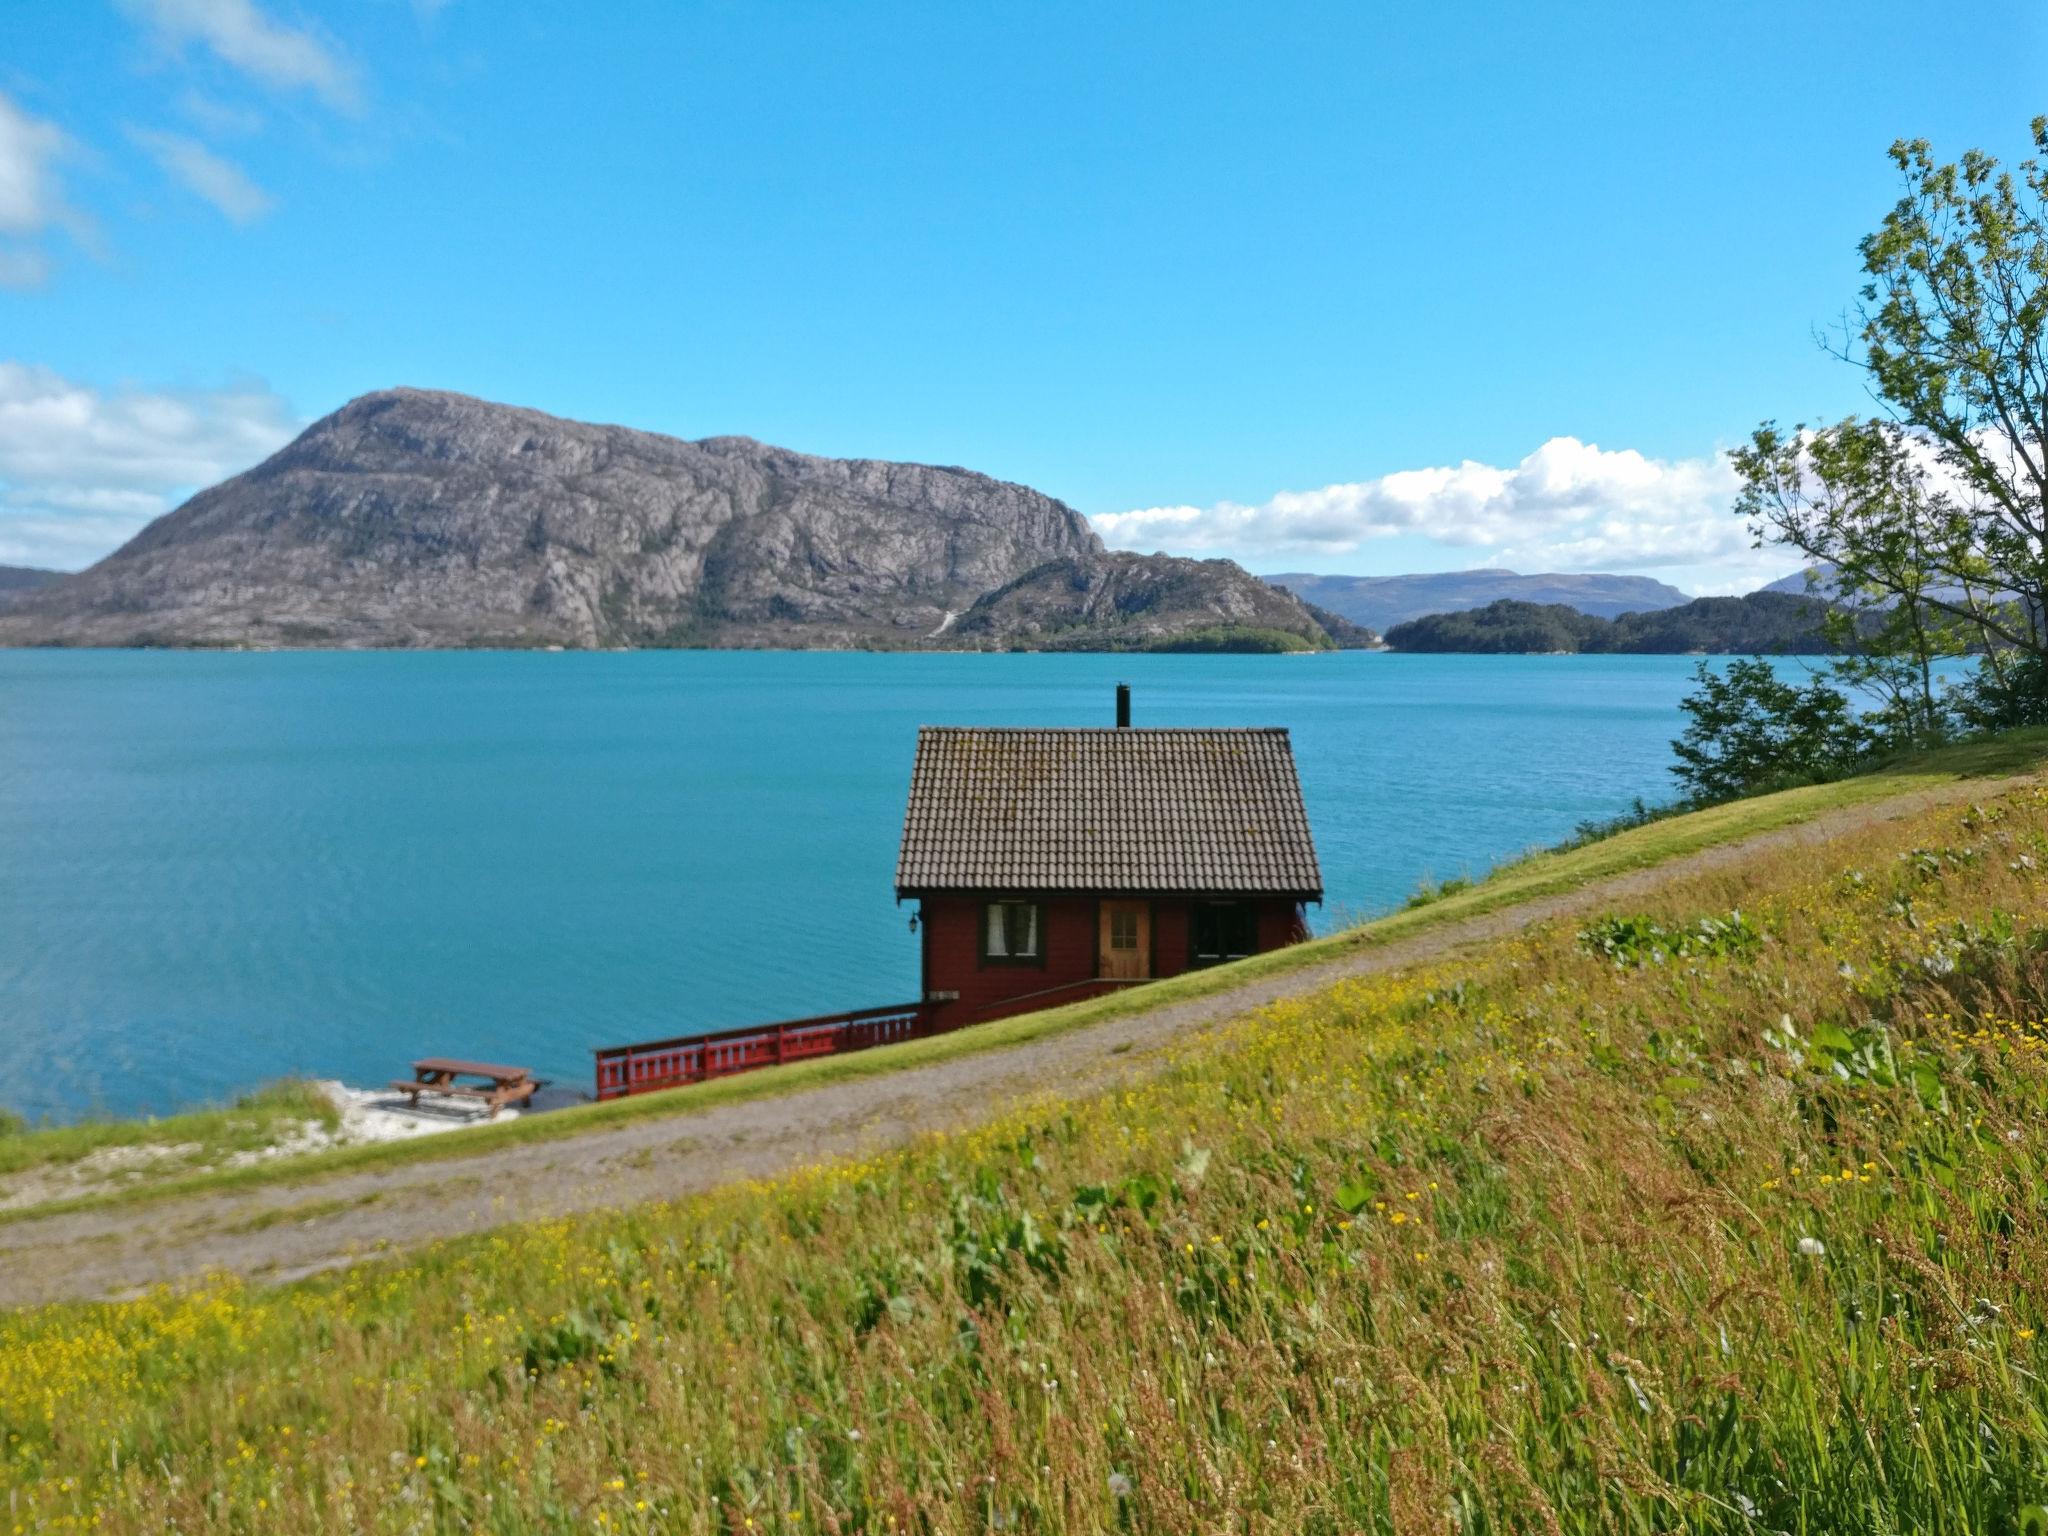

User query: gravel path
[0,777,2013,1308]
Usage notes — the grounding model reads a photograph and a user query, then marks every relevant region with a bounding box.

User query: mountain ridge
[0,566,63,607]
[1265,568,1691,630]
[0,389,1337,651]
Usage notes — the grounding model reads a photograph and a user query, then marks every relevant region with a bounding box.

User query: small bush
[1578,909,1764,967]
[1404,874,1473,909]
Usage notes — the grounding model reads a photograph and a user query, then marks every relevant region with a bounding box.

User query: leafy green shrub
[1578,910,1764,968]
[1950,651,2048,733]
[1403,874,1473,910]
[1671,658,1875,803]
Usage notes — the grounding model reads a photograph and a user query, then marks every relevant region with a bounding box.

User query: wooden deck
[593,1002,931,1100]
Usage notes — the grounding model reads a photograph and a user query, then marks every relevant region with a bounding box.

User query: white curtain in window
[988,901,1038,957]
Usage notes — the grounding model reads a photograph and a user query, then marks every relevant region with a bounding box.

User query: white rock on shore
[318,1080,524,1142]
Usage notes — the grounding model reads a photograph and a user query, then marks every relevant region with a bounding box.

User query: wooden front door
[1098,900,1151,980]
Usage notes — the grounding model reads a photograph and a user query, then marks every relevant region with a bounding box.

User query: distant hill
[0,566,64,611]
[0,389,1339,652]
[1761,566,1831,596]
[1760,563,1986,612]
[950,551,1350,651]
[1383,592,1838,654]
[1265,568,1690,630]
[0,565,63,594]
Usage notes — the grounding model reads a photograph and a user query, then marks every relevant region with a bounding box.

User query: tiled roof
[895,727,1322,898]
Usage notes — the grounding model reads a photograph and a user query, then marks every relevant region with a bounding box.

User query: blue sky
[1,0,2042,588]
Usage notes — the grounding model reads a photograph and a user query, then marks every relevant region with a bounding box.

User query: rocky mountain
[1266,568,1691,630]
[0,389,1338,651]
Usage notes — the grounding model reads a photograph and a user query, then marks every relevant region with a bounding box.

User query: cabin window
[1190,901,1257,966]
[981,899,1044,965]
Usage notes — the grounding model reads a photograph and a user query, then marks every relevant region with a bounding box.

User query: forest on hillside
[1383,591,1840,653]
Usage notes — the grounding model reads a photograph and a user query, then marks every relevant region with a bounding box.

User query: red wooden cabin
[895,686,1323,1030]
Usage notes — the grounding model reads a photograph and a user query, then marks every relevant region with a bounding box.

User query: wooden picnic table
[388,1057,537,1118]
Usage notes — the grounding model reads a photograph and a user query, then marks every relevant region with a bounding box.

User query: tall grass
[9,790,2048,1531]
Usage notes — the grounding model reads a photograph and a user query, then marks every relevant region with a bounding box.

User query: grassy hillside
[9,768,2048,1528]
[7,729,2045,1223]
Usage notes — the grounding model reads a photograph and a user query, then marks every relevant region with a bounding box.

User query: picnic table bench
[389,1058,537,1118]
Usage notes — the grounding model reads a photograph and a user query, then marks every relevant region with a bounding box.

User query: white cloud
[0,93,70,236]
[1093,437,1790,591]
[0,91,82,287]
[177,89,266,138]
[0,363,298,569]
[130,129,273,223]
[118,0,360,113]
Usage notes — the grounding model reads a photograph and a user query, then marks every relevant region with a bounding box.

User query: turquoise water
[2,650,1744,1123]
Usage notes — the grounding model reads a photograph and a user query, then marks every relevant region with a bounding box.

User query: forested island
[1383,591,1837,654]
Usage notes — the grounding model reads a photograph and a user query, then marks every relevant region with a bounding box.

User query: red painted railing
[592,1001,932,1101]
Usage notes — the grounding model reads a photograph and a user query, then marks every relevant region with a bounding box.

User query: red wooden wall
[917,893,1309,1030]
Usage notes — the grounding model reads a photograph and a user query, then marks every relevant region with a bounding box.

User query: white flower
[1797,1236,1826,1258]
[1107,1473,1133,1499]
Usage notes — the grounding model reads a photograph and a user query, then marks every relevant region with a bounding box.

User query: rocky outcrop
[954,553,1336,649]
[0,389,1338,651]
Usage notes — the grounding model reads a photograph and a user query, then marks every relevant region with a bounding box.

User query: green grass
[13,762,2048,1531]
[7,726,2046,1226]
[0,1079,337,1183]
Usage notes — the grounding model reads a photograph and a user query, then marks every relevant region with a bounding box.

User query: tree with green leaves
[1852,119,2048,652]
[1670,660,1874,804]
[1735,116,2048,733]
[1734,418,1977,745]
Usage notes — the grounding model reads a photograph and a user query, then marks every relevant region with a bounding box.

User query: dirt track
[0,776,2018,1309]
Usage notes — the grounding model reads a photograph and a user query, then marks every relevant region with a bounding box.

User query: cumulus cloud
[0,91,83,287]
[1094,437,1791,591]
[118,0,360,113]
[130,129,273,223]
[0,363,298,569]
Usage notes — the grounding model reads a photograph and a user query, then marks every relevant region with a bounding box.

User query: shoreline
[0,1079,535,1215]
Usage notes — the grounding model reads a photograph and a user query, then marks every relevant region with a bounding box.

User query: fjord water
[3,650,1728,1123]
